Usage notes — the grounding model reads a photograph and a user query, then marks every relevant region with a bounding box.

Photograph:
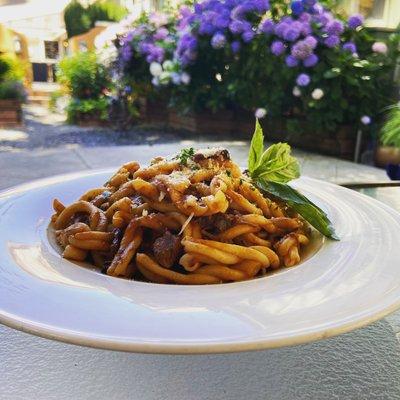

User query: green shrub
[0,80,26,101]
[381,105,400,148]
[66,98,109,123]
[64,0,127,38]
[58,52,112,122]
[57,52,111,99]
[0,55,26,101]
[64,0,92,38]
[88,0,128,24]
[0,54,26,82]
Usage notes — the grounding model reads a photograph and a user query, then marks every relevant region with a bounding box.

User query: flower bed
[107,0,399,157]
[0,99,22,127]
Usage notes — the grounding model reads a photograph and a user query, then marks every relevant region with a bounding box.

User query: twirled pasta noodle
[51,147,311,284]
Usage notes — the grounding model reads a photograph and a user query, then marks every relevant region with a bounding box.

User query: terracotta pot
[375,146,400,168]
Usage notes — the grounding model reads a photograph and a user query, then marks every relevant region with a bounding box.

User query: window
[44,41,59,60]
[13,37,22,54]
[345,0,400,29]
[360,0,386,19]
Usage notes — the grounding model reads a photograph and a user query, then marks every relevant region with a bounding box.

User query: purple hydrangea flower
[121,44,132,62]
[199,22,216,35]
[242,30,255,43]
[271,40,285,56]
[153,27,169,41]
[324,35,340,48]
[299,12,311,23]
[275,21,290,38]
[303,54,318,67]
[326,20,344,36]
[372,41,388,54]
[285,55,299,67]
[296,73,311,86]
[215,13,231,29]
[314,10,333,26]
[229,20,252,34]
[231,40,241,53]
[260,19,274,34]
[291,40,313,60]
[348,14,364,29]
[254,0,270,12]
[304,35,318,49]
[171,72,181,85]
[291,0,303,15]
[283,27,301,42]
[312,3,324,14]
[211,32,227,49]
[343,41,357,54]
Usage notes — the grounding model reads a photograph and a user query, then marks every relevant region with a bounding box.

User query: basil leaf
[256,179,339,240]
[253,142,300,183]
[248,119,264,173]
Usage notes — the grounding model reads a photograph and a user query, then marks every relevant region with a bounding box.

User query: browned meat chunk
[193,148,230,163]
[152,230,182,268]
[199,213,238,233]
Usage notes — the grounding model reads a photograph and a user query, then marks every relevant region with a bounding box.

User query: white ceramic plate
[1,170,400,354]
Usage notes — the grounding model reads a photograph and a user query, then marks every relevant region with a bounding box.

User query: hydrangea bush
[114,0,400,134]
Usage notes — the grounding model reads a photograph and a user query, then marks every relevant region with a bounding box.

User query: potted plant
[0,54,26,127]
[57,52,112,126]
[375,104,400,170]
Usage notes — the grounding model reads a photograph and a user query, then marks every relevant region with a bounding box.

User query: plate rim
[1,170,400,354]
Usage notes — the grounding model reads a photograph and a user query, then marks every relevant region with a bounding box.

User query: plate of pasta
[1,123,400,353]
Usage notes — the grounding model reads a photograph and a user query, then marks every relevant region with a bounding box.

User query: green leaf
[255,179,339,240]
[323,68,341,79]
[252,143,300,183]
[248,119,264,173]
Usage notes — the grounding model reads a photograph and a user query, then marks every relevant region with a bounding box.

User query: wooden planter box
[141,101,359,160]
[139,98,169,127]
[74,112,109,127]
[0,100,22,128]
[169,109,236,135]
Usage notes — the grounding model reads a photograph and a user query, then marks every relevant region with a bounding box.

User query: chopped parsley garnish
[226,170,231,177]
[175,147,195,166]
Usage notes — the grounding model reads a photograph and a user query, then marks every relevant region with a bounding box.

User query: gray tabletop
[1,142,400,400]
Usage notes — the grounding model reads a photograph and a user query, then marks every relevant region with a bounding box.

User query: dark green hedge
[64,0,127,38]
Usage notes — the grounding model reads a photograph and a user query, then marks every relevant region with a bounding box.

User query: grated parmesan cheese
[179,212,195,236]
[158,191,166,202]
[195,147,227,158]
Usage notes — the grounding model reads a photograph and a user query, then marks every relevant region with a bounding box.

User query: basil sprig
[248,119,338,240]
[248,120,300,183]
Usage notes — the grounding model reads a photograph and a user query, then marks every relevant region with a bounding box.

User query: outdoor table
[1,144,400,399]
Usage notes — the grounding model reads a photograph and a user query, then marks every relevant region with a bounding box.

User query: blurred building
[0,0,398,103]
[0,0,69,104]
